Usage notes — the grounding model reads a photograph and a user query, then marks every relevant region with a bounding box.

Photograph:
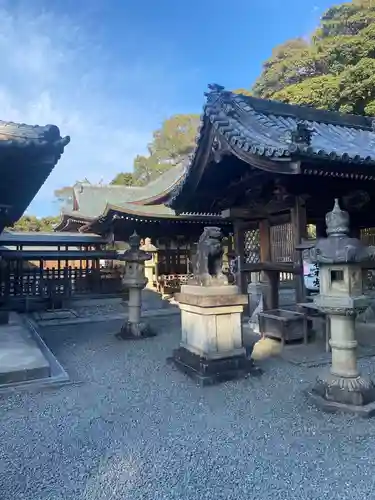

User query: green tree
[252,0,375,115]
[149,114,200,162]
[110,172,135,186]
[133,114,201,185]
[233,88,253,96]
[109,114,200,186]
[7,215,60,232]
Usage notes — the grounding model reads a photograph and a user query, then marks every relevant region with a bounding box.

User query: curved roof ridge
[73,162,187,217]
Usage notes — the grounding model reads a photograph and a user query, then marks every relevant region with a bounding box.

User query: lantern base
[116,321,156,340]
[307,372,375,418]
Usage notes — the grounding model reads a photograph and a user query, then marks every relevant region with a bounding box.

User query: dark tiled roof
[0,121,70,151]
[0,121,70,230]
[223,93,375,160]
[73,162,186,217]
[57,203,227,234]
[168,84,375,207]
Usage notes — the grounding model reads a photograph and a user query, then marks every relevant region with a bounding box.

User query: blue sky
[0,0,335,216]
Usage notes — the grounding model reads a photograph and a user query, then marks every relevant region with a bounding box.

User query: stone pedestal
[308,304,375,417]
[171,285,261,385]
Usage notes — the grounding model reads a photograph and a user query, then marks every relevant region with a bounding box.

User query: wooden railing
[0,265,123,311]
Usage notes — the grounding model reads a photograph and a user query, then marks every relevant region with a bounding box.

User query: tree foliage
[252,0,375,115]
[7,215,60,232]
[111,114,200,186]
[233,88,253,96]
[54,185,74,211]
[110,172,135,186]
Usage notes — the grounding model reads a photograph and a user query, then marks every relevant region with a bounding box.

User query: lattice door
[270,223,295,263]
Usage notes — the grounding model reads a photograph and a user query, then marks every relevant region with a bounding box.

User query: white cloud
[0,2,174,215]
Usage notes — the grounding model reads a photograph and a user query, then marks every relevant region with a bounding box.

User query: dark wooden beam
[222,202,292,220]
[259,220,271,263]
[291,196,307,303]
[233,220,247,294]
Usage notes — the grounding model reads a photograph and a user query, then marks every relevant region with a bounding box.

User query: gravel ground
[74,292,176,319]
[73,302,127,318]
[1,317,375,500]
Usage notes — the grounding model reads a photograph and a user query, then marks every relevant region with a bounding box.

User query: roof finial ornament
[205,83,226,100]
[207,83,225,93]
[291,121,314,146]
[280,120,314,147]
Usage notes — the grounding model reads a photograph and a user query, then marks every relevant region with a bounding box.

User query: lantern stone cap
[326,198,350,236]
[309,199,375,264]
[117,231,152,263]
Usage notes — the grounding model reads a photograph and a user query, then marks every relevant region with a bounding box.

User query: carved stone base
[307,372,375,417]
[116,321,156,340]
[169,346,262,386]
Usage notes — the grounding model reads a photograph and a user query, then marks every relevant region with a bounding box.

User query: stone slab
[175,292,248,308]
[0,317,70,393]
[181,284,239,296]
[0,313,50,385]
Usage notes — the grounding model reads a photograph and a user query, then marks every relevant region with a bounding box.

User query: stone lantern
[116,231,156,340]
[308,199,375,416]
[140,237,158,289]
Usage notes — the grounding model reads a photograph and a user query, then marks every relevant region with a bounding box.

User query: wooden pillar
[259,219,271,262]
[259,219,279,310]
[261,270,280,310]
[291,196,307,303]
[233,220,247,294]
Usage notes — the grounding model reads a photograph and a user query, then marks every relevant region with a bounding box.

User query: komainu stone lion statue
[190,227,228,286]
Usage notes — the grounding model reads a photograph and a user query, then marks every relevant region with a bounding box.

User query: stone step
[0,312,50,385]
